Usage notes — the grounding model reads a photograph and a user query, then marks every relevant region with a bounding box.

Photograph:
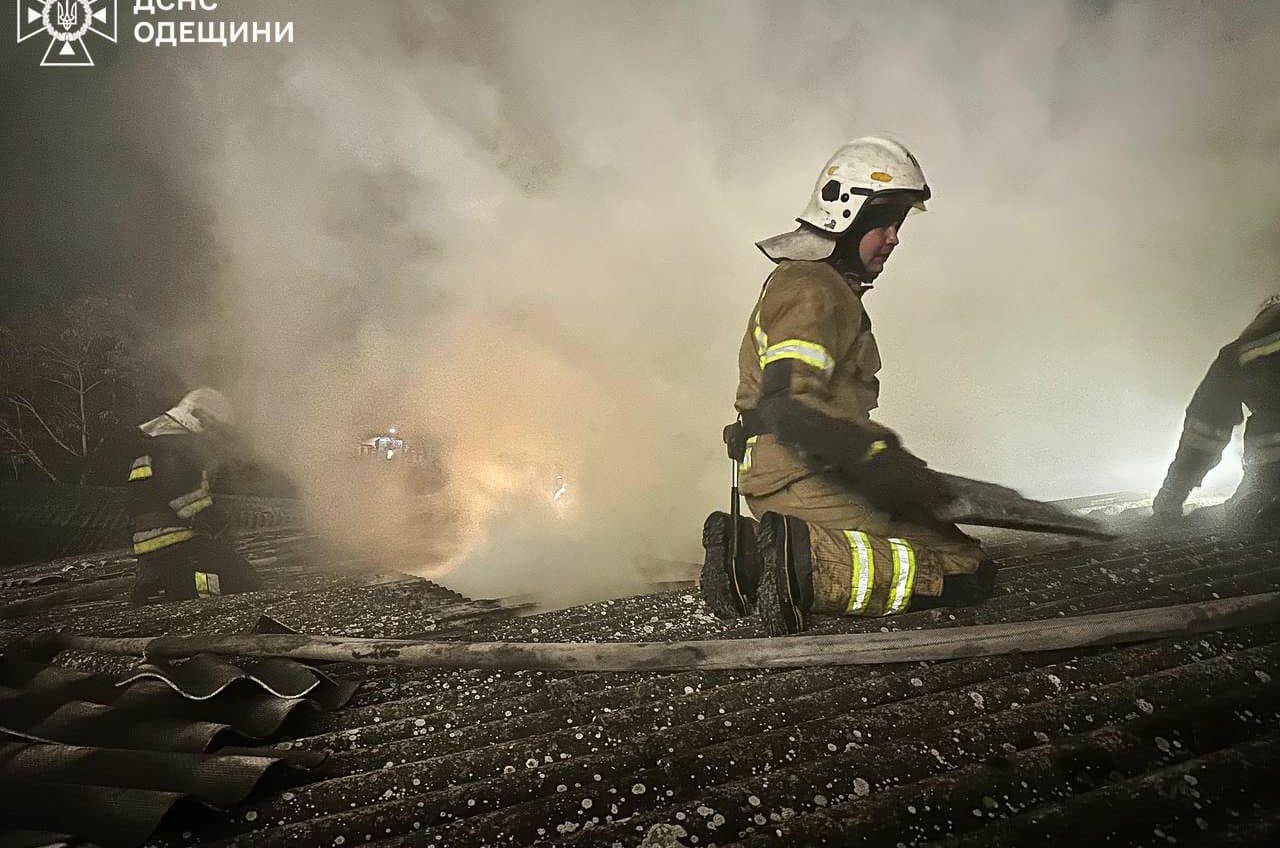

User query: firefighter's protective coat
[735,259,982,609]
[735,260,888,496]
[1157,298,1280,520]
[128,431,258,600]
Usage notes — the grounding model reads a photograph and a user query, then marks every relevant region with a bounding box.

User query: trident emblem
[16,1,119,67]
[56,0,78,29]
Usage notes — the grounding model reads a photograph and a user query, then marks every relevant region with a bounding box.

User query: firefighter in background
[702,137,995,635]
[127,387,261,603]
[1154,293,1280,526]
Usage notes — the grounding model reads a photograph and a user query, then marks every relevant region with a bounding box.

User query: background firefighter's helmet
[757,136,931,262]
[140,387,236,436]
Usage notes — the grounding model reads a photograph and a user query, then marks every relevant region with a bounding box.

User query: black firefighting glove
[756,362,955,518]
[191,505,234,541]
[1153,445,1219,520]
[723,420,749,464]
[858,442,956,516]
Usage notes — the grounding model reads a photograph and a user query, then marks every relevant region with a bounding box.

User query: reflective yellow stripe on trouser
[194,571,222,597]
[132,527,196,555]
[886,538,918,614]
[843,530,874,615]
[1182,417,1231,454]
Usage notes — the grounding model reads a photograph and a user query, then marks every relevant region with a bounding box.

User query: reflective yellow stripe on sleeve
[128,455,153,481]
[1249,442,1280,466]
[176,497,213,519]
[1239,329,1280,365]
[753,314,769,367]
[862,440,888,462]
[762,339,836,376]
[1252,432,1280,449]
[740,435,759,472]
[885,537,917,615]
[169,487,213,519]
[843,530,874,615]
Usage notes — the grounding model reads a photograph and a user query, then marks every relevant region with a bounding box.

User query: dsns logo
[16,1,117,67]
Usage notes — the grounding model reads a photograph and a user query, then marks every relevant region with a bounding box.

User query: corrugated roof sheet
[0,646,343,847]
[3,507,1279,846]
[0,524,525,848]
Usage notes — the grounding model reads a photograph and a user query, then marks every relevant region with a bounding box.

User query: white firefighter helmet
[139,387,235,436]
[757,136,931,262]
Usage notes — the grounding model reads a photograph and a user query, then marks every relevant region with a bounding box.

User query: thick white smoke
[100,0,1280,601]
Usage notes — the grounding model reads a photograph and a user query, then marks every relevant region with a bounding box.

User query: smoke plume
[4,1,1278,602]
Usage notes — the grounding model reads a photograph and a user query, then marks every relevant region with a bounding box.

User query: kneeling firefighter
[1153,293,1280,527]
[702,137,995,635]
[127,387,261,603]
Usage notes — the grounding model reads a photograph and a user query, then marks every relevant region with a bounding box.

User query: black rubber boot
[128,578,166,605]
[937,560,999,607]
[129,553,170,605]
[1226,490,1280,532]
[699,511,761,619]
[754,512,814,636]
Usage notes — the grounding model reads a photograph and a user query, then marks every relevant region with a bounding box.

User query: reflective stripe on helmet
[885,537,917,615]
[762,339,835,376]
[132,527,196,555]
[843,530,874,615]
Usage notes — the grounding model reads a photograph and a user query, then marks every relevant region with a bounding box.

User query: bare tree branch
[42,377,81,393]
[77,362,88,459]
[1,297,152,483]
[4,393,83,457]
[0,416,58,482]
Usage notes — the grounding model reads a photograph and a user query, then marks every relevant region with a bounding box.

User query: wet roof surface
[2,510,1279,847]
